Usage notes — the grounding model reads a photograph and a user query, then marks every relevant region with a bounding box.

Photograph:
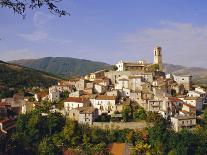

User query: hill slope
[164,64,207,86]
[9,57,110,77]
[0,60,61,90]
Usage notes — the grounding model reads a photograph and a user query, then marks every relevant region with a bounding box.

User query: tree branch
[0,0,69,17]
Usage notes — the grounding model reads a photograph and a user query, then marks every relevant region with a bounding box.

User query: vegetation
[9,57,110,77]
[3,109,207,155]
[0,61,61,99]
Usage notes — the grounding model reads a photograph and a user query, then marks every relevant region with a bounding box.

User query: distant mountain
[9,57,110,77]
[164,64,207,86]
[9,57,207,87]
[0,60,61,90]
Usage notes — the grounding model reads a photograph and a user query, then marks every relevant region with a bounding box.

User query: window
[182,121,184,125]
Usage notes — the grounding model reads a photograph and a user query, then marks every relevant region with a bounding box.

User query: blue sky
[1,0,207,67]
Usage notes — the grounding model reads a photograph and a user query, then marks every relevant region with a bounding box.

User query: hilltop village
[48,46,206,132]
[0,46,207,154]
[1,46,207,136]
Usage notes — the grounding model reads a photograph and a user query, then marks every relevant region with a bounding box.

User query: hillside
[0,60,61,98]
[9,57,110,77]
[164,64,207,86]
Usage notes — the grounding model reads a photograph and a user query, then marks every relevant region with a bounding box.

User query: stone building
[171,116,196,132]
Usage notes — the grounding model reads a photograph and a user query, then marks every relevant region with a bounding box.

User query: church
[115,46,164,72]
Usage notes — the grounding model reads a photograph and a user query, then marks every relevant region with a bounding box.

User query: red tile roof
[107,143,132,155]
[65,97,88,103]
[168,97,183,102]
[182,103,196,109]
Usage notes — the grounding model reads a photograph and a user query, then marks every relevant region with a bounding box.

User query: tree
[47,112,65,135]
[133,141,151,155]
[122,105,131,122]
[133,108,147,120]
[111,65,118,71]
[38,137,60,155]
[0,0,69,17]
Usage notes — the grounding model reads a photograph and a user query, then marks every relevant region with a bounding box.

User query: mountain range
[9,57,207,87]
[9,57,109,77]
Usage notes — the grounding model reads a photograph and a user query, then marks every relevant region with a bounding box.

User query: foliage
[10,57,110,77]
[133,141,151,154]
[147,64,160,72]
[111,65,118,71]
[0,0,68,17]
[0,62,60,99]
[11,110,65,154]
[133,107,147,120]
[6,106,207,155]
[146,111,162,123]
[122,105,132,122]
[38,137,60,155]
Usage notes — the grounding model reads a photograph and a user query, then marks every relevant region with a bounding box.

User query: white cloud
[18,31,48,42]
[121,22,207,67]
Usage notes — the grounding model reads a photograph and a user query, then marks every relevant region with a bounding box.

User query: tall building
[153,46,163,71]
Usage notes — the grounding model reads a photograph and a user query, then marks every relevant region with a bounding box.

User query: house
[171,115,196,132]
[181,97,203,111]
[91,95,117,115]
[85,70,106,81]
[107,143,133,155]
[21,102,34,114]
[147,97,178,118]
[78,107,98,124]
[69,90,85,97]
[180,103,196,116]
[115,76,129,90]
[94,84,108,94]
[128,75,143,91]
[188,90,206,98]
[0,118,16,134]
[173,75,192,90]
[48,89,60,102]
[0,102,11,118]
[2,96,27,115]
[64,97,90,112]
[34,91,48,102]
[106,90,120,97]
[116,60,147,71]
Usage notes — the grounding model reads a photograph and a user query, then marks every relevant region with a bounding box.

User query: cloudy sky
[0,0,207,67]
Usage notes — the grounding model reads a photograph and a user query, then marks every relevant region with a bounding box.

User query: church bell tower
[153,46,163,71]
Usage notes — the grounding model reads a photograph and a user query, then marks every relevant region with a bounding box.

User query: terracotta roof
[182,103,196,109]
[168,97,183,102]
[108,143,132,155]
[65,97,88,103]
[64,149,80,155]
[96,95,116,100]
[0,102,11,108]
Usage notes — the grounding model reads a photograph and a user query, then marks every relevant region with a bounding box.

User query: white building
[173,75,192,90]
[188,90,206,98]
[48,88,60,102]
[180,97,203,111]
[91,95,117,115]
[116,60,147,71]
[64,97,90,111]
